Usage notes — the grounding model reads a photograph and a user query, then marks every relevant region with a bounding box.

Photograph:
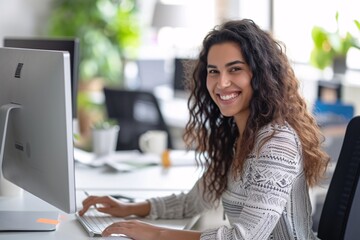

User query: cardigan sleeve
[200,124,304,240]
[147,177,213,220]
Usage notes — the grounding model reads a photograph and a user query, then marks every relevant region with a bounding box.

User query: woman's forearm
[159,229,201,240]
[130,201,202,240]
[129,201,151,217]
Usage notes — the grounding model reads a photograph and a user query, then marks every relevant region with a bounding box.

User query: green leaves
[310,26,335,69]
[47,0,141,84]
[92,119,119,129]
[310,12,359,70]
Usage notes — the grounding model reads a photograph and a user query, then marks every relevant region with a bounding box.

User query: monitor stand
[0,211,59,232]
[0,104,59,231]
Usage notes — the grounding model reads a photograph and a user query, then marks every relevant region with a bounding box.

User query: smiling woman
[182,19,329,240]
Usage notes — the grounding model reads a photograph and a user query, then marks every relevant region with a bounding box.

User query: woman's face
[206,42,253,121]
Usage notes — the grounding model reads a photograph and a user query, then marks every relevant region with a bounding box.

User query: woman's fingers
[82,195,113,207]
[102,226,126,237]
[79,195,115,216]
[102,221,131,237]
[102,220,162,240]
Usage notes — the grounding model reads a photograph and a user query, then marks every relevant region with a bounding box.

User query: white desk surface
[0,164,203,240]
[75,164,202,191]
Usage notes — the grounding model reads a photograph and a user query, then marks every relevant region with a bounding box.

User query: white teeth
[219,93,239,100]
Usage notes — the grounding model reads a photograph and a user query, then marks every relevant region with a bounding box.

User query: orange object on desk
[161,150,171,168]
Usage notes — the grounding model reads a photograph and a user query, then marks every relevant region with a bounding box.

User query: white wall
[0,0,52,46]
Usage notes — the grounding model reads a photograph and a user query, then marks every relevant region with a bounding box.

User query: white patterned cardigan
[147,123,318,240]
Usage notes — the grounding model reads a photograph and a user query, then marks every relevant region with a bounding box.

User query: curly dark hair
[183,19,329,202]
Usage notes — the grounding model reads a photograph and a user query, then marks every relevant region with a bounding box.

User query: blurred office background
[0,0,360,143]
[1,0,360,231]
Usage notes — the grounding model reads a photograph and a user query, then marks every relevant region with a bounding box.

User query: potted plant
[92,119,120,157]
[310,12,360,74]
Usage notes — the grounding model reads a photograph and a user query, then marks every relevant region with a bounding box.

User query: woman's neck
[234,111,250,137]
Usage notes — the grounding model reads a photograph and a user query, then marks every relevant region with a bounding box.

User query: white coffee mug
[139,130,168,155]
[92,125,120,158]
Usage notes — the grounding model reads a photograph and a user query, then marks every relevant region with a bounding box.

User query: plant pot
[92,125,120,157]
[333,56,347,75]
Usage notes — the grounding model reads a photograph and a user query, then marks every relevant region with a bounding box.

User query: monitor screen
[3,37,80,119]
[137,59,168,90]
[0,48,76,225]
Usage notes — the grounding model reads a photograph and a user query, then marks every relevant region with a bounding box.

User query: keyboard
[76,208,201,238]
[75,209,130,238]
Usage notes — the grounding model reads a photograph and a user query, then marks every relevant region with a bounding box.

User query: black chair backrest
[317,116,360,240]
[103,88,173,151]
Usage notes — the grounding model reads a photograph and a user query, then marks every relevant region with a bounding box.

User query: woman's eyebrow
[225,60,246,67]
[207,64,217,69]
[207,60,246,69]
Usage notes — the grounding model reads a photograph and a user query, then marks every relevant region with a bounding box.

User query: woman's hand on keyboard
[78,195,151,218]
[102,219,201,240]
[102,220,163,239]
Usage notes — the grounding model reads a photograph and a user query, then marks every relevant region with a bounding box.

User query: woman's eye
[208,69,218,74]
[230,67,241,72]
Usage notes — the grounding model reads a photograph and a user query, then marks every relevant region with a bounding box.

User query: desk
[0,191,98,240]
[0,164,203,240]
[75,164,202,192]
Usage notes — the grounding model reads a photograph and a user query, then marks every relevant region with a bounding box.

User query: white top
[148,123,318,240]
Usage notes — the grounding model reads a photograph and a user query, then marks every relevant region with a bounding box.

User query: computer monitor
[0,47,76,231]
[3,37,80,119]
[137,59,169,90]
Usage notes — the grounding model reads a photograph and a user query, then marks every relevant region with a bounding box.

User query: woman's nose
[217,73,231,88]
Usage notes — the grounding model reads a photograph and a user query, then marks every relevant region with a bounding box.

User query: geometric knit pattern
[148,123,318,240]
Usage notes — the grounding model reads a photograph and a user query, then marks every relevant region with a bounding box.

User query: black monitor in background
[3,37,80,118]
[173,58,196,98]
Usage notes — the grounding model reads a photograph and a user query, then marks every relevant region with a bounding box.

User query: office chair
[313,99,354,127]
[103,88,173,151]
[317,116,360,240]
[313,79,354,127]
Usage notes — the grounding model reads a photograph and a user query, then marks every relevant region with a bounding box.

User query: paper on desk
[74,147,95,164]
[74,148,198,171]
[103,150,198,172]
[74,147,140,169]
